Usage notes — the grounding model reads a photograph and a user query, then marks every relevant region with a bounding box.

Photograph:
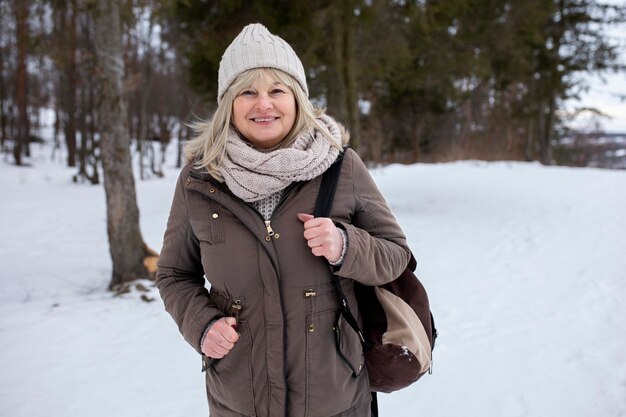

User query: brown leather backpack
[314,152,438,394]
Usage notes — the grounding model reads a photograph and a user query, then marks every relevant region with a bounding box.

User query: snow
[1,145,625,417]
[400,346,411,359]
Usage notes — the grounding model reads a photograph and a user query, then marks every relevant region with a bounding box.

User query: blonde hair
[185,68,342,181]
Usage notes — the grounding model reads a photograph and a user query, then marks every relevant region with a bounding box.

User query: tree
[75,6,100,184]
[529,0,624,164]
[316,0,361,149]
[54,0,79,167]
[13,0,29,165]
[90,0,156,289]
[0,0,13,154]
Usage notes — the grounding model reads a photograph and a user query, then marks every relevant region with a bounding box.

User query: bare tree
[0,1,11,154]
[328,0,360,150]
[13,0,29,165]
[55,0,79,167]
[90,0,156,289]
[75,5,99,183]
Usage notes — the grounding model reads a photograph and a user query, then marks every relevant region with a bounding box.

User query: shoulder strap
[314,151,345,218]
[313,150,366,347]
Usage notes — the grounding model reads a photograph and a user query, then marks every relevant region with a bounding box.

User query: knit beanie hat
[217,23,308,104]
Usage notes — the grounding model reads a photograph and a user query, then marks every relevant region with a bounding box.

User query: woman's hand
[297,213,343,263]
[201,317,239,359]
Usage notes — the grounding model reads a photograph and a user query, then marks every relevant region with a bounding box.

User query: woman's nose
[255,93,272,110]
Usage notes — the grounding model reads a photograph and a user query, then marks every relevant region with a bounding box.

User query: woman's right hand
[201,317,240,358]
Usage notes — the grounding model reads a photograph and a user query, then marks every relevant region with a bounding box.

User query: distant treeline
[1,0,624,173]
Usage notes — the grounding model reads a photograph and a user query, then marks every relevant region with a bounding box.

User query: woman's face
[232,75,297,149]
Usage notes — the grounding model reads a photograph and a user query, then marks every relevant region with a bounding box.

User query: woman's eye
[240,90,255,96]
[271,89,285,95]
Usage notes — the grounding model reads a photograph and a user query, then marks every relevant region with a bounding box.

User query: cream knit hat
[217,23,308,104]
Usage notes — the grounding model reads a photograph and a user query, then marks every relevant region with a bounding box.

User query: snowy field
[1,143,625,417]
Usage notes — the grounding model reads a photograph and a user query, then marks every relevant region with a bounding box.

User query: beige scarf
[219,114,342,202]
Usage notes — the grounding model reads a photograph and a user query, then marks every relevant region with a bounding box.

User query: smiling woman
[231,72,296,149]
[156,23,412,417]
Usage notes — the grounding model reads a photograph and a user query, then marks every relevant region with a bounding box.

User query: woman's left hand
[297,213,343,263]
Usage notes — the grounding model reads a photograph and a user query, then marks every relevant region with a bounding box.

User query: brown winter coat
[156,148,410,417]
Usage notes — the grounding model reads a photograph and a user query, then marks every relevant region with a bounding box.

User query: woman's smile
[232,76,296,149]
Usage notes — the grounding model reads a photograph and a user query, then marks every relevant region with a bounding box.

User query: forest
[2,0,625,173]
[1,0,624,287]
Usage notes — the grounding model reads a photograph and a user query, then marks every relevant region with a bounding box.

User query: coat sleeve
[333,149,411,285]
[156,170,223,355]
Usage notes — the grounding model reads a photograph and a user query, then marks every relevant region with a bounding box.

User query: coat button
[308,324,315,332]
[185,178,191,186]
[212,213,219,219]
[265,236,271,242]
[209,188,215,193]
[274,233,280,239]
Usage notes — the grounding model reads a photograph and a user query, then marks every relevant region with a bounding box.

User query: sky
[567,69,626,133]
[565,14,626,133]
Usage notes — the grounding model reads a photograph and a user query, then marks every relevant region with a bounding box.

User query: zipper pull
[231,299,242,311]
[231,299,242,321]
[264,220,275,237]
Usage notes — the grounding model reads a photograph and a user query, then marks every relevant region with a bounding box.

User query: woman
[156,23,410,417]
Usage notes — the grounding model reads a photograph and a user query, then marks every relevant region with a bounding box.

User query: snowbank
[1,147,625,417]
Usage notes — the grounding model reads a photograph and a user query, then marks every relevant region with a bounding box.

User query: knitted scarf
[219,114,341,202]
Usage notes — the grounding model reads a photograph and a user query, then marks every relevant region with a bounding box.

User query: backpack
[314,152,438,394]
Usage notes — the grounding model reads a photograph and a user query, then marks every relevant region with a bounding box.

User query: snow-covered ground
[1,143,625,417]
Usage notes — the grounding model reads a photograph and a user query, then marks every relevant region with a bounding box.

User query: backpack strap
[313,151,344,218]
[316,150,379,416]
[314,150,366,347]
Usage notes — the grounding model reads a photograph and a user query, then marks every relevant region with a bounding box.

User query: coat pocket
[190,198,225,245]
[305,309,365,417]
[205,320,255,416]
[334,312,365,377]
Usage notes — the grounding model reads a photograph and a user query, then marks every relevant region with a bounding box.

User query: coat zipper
[246,180,300,240]
[244,181,300,417]
[187,172,298,417]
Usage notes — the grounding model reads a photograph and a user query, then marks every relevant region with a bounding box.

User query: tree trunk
[52,103,61,160]
[76,67,98,184]
[88,78,100,184]
[91,0,154,289]
[326,2,360,149]
[137,10,155,181]
[342,4,360,151]
[328,6,348,125]
[14,0,29,166]
[540,97,555,164]
[64,0,78,167]
[538,0,564,165]
[0,45,7,153]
